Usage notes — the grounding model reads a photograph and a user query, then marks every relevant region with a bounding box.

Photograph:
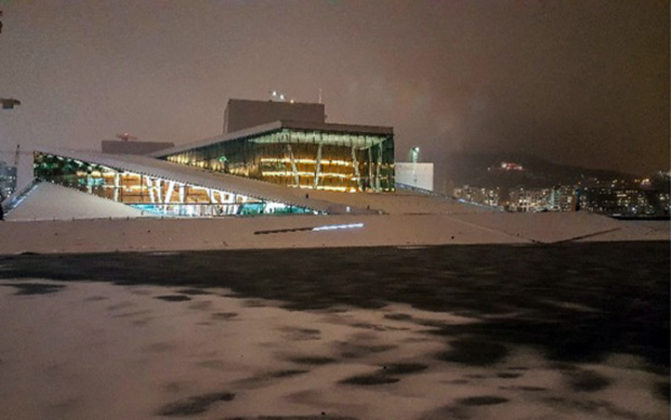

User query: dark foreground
[0,241,668,419]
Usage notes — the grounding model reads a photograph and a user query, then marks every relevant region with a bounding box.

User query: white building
[395,162,434,191]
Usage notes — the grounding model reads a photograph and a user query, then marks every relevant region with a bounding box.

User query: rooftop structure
[223,98,325,133]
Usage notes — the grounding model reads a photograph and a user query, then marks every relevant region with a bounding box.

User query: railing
[1,178,40,214]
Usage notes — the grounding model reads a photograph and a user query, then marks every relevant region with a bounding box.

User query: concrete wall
[101,140,175,155]
[395,162,434,191]
[224,99,325,133]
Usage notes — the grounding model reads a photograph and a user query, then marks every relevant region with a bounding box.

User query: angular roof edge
[281,120,393,136]
[150,120,393,158]
[150,121,283,157]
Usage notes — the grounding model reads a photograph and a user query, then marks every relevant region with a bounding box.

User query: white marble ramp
[1,183,667,254]
[447,211,659,244]
[5,182,147,221]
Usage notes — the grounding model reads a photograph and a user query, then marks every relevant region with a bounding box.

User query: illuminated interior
[33,152,318,217]
[160,128,395,192]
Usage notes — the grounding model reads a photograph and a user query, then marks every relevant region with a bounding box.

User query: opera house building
[2,98,668,253]
[22,98,394,218]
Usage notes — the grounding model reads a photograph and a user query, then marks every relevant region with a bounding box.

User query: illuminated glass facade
[160,127,395,192]
[33,152,317,217]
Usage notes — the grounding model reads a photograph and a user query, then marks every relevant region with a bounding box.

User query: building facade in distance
[578,187,665,217]
[453,185,502,208]
[0,160,17,199]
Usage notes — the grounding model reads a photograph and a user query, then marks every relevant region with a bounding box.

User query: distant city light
[500,162,524,171]
[269,90,289,102]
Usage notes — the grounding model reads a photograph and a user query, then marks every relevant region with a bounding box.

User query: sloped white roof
[6,182,148,221]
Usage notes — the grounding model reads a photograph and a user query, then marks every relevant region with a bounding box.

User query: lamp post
[410,146,420,163]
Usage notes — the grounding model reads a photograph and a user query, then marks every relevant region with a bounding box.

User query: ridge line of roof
[150,121,283,157]
[151,120,393,158]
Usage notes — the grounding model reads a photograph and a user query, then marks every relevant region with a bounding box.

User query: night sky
[0,0,668,190]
